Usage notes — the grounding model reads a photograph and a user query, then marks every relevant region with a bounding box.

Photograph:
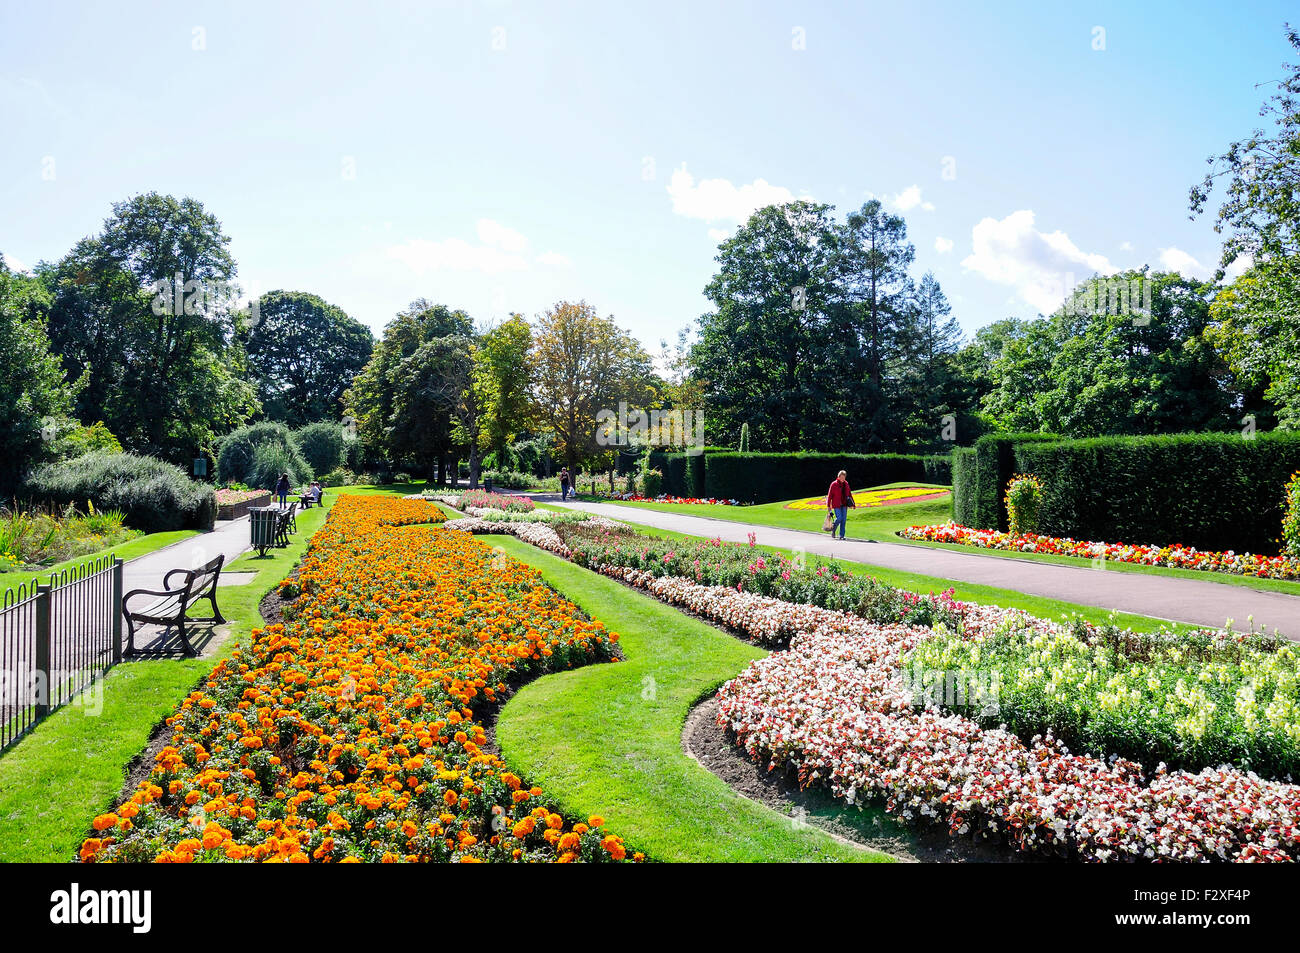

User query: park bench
[122,554,226,657]
[278,501,298,543]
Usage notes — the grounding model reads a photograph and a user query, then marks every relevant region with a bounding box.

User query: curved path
[543,497,1300,639]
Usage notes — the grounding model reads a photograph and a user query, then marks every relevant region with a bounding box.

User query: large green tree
[691,202,840,451]
[0,256,82,492]
[345,300,475,482]
[1192,26,1300,427]
[39,193,257,462]
[530,300,656,475]
[475,314,534,463]
[245,291,373,427]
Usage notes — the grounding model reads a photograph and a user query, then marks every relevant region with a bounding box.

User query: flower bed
[81,495,634,863]
[215,489,272,520]
[786,486,951,511]
[907,623,1300,779]
[438,490,536,514]
[0,502,139,572]
[628,495,744,506]
[448,517,1300,861]
[899,522,1300,582]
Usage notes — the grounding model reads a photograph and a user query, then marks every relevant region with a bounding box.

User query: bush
[393,472,413,484]
[23,452,216,533]
[637,467,665,498]
[292,422,346,477]
[481,469,535,489]
[246,442,312,491]
[319,467,355,487]
[1284,471,1300,557]
[702,452,952,504]
[217,422,312,487]
[1014,431,1300,553]
[1005,473,1044,536]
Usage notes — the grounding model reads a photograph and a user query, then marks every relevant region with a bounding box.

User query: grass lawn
[0,500,333,863]
[593,484,1300,598]
[488,534,889,862]
[0,529,200,592]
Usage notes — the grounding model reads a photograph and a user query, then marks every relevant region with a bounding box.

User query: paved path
[542,496,1300,638]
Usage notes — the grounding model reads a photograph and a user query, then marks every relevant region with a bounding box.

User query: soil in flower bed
[684,697,1039,864]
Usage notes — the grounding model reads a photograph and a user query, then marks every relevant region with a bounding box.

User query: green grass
[592,483,1300,598]
[0,529,200,592]
[0,501,334,863]
[489,535,888,863]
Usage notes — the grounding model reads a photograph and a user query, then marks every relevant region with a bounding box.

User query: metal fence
[1,556,123,754]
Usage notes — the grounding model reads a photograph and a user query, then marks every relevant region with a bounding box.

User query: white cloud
[386,237,530,275]
[3,252,28,272]
[666,165,802,224]
[961,209,1114,314]
[934,236,954,254]
[1157,246,1210,279]
[477,219,529,254]
[1119,240,1134,252]
[382,219,572,275]
[888,185,935,213]
[707,227,732,242]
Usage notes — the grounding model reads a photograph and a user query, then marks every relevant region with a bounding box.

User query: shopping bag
[822,510,835,532]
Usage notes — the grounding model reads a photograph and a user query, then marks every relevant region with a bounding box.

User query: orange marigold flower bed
[81,495,634,863]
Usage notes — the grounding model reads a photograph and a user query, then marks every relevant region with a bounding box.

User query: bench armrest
[162,568,193,590]
[123,586,176,606]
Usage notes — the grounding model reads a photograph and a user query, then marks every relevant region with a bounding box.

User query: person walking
[560,467,571,501]
[275,472,291,508]
[826,469,855,540]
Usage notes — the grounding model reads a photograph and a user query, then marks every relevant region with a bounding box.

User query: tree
[530,301,656,475]
[345,301,474,481]
[476,314,534,463]
[0,256,83,492]
[897,272,964,445]
[245,291,372,427]
[1192,26,1300,427]
[978,272,1237,437]
[691,202,840,451]
[39,193,257,463]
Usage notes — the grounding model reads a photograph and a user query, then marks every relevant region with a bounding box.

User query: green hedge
[24,452,216,533]
[702,452,952,504]
[950,433,1059,531]
[650,451,707,497]
[1014,432,1300,553]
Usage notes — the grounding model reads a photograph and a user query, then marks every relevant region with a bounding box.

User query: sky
[0,0,1293,353]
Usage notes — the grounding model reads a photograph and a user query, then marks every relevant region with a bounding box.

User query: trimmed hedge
[951,433,1059,532]
[24,452,216,533]
[1013,432,1300,553]
[702,452,952,504]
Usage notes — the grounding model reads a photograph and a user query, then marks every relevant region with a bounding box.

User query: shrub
[48,419,123,461]
[318,467,355,487]
[948,433,1059,531]
[217,422,312,487]
[739,422,750,452]
[702,451,952,504]
[1284,471,1300,557]
[246,442,312,491]
[292,422,347,477]
[481,469,535,489]
[1005,473,1044,536]
[638,467,665,498]
[23,452,216,533]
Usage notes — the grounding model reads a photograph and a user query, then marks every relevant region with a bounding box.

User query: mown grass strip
[488,535,888,863]
[0,502,332,863]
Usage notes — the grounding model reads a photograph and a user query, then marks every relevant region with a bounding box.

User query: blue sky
[1,0,1293,353]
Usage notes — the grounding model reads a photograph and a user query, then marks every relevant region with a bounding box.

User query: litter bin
[250,506,278,556]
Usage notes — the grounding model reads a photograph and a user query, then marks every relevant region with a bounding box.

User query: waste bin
[250,507,278,556]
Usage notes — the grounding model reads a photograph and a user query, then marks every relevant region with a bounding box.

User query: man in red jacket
[826,470,855,540]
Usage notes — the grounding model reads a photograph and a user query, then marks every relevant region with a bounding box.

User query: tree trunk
[469,447,481,488]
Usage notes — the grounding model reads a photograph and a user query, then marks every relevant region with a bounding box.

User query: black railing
[0,556,123,754]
